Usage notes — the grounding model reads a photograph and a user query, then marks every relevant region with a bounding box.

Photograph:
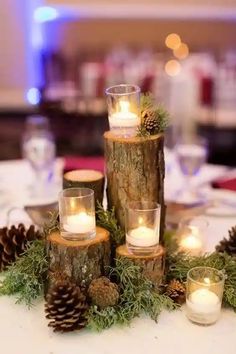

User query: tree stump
[104,131,165,242]
[116,244,165,289]
[63,169,105,209]
[46,226,110,291]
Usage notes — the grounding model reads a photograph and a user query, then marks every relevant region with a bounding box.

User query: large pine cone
[45,280,88,332]
[166,279,186,305]
[0,224,40,271]
[88,276,119,309]
[216,226,236,256]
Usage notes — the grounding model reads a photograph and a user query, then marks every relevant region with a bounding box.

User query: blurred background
[0,0,236,165]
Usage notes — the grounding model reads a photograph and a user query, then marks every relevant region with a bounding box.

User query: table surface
[0,159,236,354]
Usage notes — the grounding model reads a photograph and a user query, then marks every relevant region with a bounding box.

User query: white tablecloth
[0,159,236,354]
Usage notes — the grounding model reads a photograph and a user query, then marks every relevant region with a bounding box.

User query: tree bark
[104,132,165,242]
[46,226,110,291]
[116,244,165,289]
[63,169,105,209]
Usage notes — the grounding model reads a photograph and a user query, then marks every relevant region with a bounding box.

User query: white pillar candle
[64,212,96,234]
[109,100,139,128]
[186,288,221,324]
[127,226,158,247]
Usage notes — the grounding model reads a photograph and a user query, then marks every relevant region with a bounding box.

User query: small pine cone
[45,280,88,332]
[88,277,119,309]
[0,224,41,271]
[216,226,236,256]
[143,113,159,133]
[166,279,185,305]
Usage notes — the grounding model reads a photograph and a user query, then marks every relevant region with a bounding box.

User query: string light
[165,33,181,50]
[174,43,189,60]
[165,60,181,77]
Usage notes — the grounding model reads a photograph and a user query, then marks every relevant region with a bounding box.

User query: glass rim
[126,201,161,212]
[187,266,225,286]
[59,187,94,198]
[105,84,141,96]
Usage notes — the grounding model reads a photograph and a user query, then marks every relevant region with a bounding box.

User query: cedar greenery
[96,203,125,247]
[87,258,178,331]
[168,252,236,311]
[0,240,48,307]
[137,93,169,137]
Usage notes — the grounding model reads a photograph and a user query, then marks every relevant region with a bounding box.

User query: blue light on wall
[33,6,59,23]
[26,87,41,105]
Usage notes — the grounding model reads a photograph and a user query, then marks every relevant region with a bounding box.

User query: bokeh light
[165,33,181,50]
[174,43,189,60]
[165,60,181,77]
[26,88,41,105]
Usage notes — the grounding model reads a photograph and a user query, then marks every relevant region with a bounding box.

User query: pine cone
[45,280,88,332]
[0,224,40,271]
[142,110,159,134]
[166,279,185,305]
[216,226,236,255]
[88,277,119,309]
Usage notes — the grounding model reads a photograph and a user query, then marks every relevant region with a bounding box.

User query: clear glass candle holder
[105,84,141,137]
[186,267,225,326]
[59,188,96,241]
[125,201,161,255]
[177,216,208,256]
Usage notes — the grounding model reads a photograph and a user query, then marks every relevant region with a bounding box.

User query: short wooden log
[104,131,165,242]
[46,227,110,291]
[63,169,105,208]
[116,244,166,288]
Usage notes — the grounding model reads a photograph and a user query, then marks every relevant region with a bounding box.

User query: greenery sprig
[137,93,169,137]
[87,258,178,331]
[168,252,236,311]
[0,240,48,307]
[96,203,125,247]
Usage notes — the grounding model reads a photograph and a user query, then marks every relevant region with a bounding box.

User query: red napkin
[64,156,105,173]
[212,176,236,192]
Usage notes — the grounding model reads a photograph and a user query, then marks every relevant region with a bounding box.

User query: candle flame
[119,100,130,113]
[204,277,211,285]
[138,217,144,225]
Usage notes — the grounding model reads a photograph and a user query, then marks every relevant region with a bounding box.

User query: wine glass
[22,115,56,198]
[175,136,208,204]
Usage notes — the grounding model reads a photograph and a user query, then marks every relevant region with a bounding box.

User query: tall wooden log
[116,244,166,289]
[104,132,165,242]
[46,226,110,291]
[63,169,105,209]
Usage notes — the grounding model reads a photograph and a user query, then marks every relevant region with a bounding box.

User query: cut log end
[116,244,166,288]
[64,169,104,183]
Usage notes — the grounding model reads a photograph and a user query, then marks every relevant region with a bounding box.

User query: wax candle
[64,212,96,234]
[127,226,158,247]
[186,288,221,324]
[109,100,139,128]
[179,226,203,255]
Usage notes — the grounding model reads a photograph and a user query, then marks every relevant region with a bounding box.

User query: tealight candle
[126,226,157,247]
[186,267,225,325]
[59,188,96,241]
[64,212,96,234]
[179,226,203,256]
[125,201,161,255]
[106,84,140,137]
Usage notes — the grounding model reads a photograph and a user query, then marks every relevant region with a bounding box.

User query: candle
[127,226,158,247]
[179,226,203,255]
[186,288,221,324]
[109,100,139,128]
[64,212,96,234]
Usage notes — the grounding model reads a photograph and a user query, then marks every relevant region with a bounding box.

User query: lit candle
[186,288,221,324]
[127,226,158,247]
[64,211,96,234]
[109,100,139,128]
[179,226,203,255]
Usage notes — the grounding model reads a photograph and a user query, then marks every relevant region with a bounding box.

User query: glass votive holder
[105,84,141,137]
[186,267,225,325]
[59,188,96,241]
[177,216,209,256]
[125,201,161,255]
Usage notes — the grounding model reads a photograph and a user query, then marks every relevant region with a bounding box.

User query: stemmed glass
[22,115,56,198]
[175,136,208,204]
